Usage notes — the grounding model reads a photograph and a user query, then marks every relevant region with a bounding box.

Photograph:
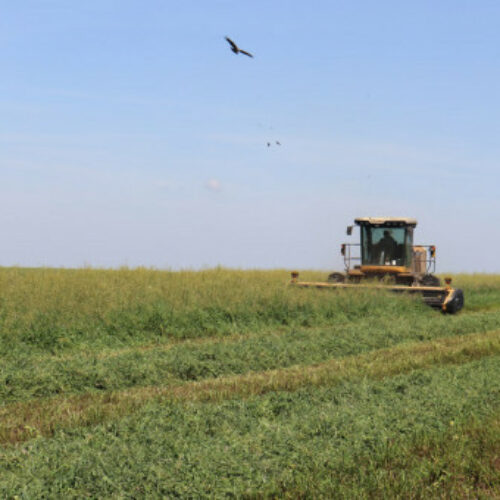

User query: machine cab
[354,217,417,273]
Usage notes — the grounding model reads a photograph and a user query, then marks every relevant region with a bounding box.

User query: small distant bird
[275,141,281,146]
[225,36,253,58]
[267,142,271,147]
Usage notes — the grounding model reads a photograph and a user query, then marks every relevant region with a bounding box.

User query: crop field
[0,267,499,498]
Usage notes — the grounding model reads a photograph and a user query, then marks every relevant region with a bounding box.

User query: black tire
[327,272,345,283]
[445,289,464,314]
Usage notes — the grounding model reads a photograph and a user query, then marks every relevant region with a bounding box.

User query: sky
[1,1,499,272]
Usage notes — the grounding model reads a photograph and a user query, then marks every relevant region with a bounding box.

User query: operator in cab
[377,230,398,263]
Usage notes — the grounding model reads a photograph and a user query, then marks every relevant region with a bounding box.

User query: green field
[0,267,499,498]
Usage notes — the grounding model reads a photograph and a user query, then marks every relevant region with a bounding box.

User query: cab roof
[354,217,417,227]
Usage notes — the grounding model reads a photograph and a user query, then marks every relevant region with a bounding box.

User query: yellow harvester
[291,217,464,313]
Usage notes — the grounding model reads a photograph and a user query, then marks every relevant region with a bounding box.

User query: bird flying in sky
[225,37,253,58]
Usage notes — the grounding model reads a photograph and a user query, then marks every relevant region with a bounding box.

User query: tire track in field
[1,329,499,446]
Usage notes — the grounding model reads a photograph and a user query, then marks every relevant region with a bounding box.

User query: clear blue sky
[1,1,499,272]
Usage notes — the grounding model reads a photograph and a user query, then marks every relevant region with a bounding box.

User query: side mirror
[346,225,353,236]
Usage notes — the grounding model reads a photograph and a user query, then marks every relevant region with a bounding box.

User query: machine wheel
[420,274,441,287]
[444,289,464,314]
[327,272,345,283]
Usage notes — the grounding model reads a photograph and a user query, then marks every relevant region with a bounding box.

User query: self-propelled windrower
[291,217,464,313]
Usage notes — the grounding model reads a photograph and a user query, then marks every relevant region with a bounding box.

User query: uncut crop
[0,266,499,498]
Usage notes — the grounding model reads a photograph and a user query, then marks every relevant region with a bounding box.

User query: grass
[0,266,499,497]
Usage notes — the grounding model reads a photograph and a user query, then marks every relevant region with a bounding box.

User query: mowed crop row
[2,307,500,405]
[1,357,498,497]
[1,328,499,446]
[0,267,499,497]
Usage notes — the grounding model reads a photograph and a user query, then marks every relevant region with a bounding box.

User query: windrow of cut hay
[0,357,498,497]
[1,328,498,445]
